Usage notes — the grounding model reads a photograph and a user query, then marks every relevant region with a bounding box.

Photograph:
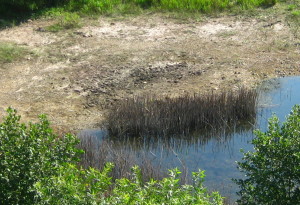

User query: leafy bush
[0,108,82,204]
[234,105,300,205]
[35,164,224,205]
[35,163,114,205]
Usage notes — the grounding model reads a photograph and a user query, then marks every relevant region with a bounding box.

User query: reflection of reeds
[78,135,167,182]
[107,88,258,138]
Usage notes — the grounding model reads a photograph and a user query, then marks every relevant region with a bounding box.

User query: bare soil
[0,10,299,132]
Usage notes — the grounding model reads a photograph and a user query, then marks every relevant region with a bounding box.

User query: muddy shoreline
[0,12,299,133]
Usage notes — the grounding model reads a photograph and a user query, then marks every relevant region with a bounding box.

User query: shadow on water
[78,76,300,204]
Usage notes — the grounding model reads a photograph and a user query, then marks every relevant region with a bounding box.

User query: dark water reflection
[78,76,300,203]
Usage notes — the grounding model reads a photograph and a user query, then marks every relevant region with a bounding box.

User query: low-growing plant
[0,42,28,63]
[234,105,300,205]
[46,12,81,32]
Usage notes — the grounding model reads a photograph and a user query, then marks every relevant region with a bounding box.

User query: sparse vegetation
[0,42,28,63]
[286,0,300,38]
[46,12,81,32]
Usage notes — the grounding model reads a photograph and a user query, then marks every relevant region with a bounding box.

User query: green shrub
[34,163,114,205]
[0,108,82,204]
[107,167,223,204]
[234,105,300,205]
[35,164,224,205]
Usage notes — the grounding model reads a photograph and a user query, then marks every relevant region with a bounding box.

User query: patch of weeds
[291,9,300,17]
[46,12,81,32]
[287,4,297,11]
[0,42,29,63]
[287,8,300,38]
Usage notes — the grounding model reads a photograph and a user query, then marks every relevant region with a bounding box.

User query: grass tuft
[46,12,81,32]
[0,42,28,63]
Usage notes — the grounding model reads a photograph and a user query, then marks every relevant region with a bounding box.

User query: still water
[79,76,300,202]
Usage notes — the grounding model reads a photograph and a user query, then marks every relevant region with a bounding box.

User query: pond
[78,76,300,203]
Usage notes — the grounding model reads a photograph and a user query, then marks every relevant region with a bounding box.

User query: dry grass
[106,88,258,138]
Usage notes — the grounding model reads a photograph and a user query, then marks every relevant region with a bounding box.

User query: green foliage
[35,165,224,205]
[0,108,82,204]
[234,105,300,205]
[235,0,274,9]
[291,9,300,16]
[66,0,120,14]
[35,163,114,205]
[63,0,278,14]
[107,167,223,204]
[0,42,27,63]
[46,12,81,32]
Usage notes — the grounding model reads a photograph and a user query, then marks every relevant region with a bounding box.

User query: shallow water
[79,76,300,203]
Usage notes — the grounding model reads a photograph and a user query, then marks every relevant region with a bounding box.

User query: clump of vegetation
[46,12,81,32]
[35,163,224,205]
[0,42,29,63]
[0,108,82,204]
[0,108,223,204]
[107,88,257,137]
[234,105,300,205]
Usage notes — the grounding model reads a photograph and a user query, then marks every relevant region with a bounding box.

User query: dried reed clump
[106,88,257,137]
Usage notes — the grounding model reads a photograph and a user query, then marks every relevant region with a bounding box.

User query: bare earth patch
[0,13,299,132]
